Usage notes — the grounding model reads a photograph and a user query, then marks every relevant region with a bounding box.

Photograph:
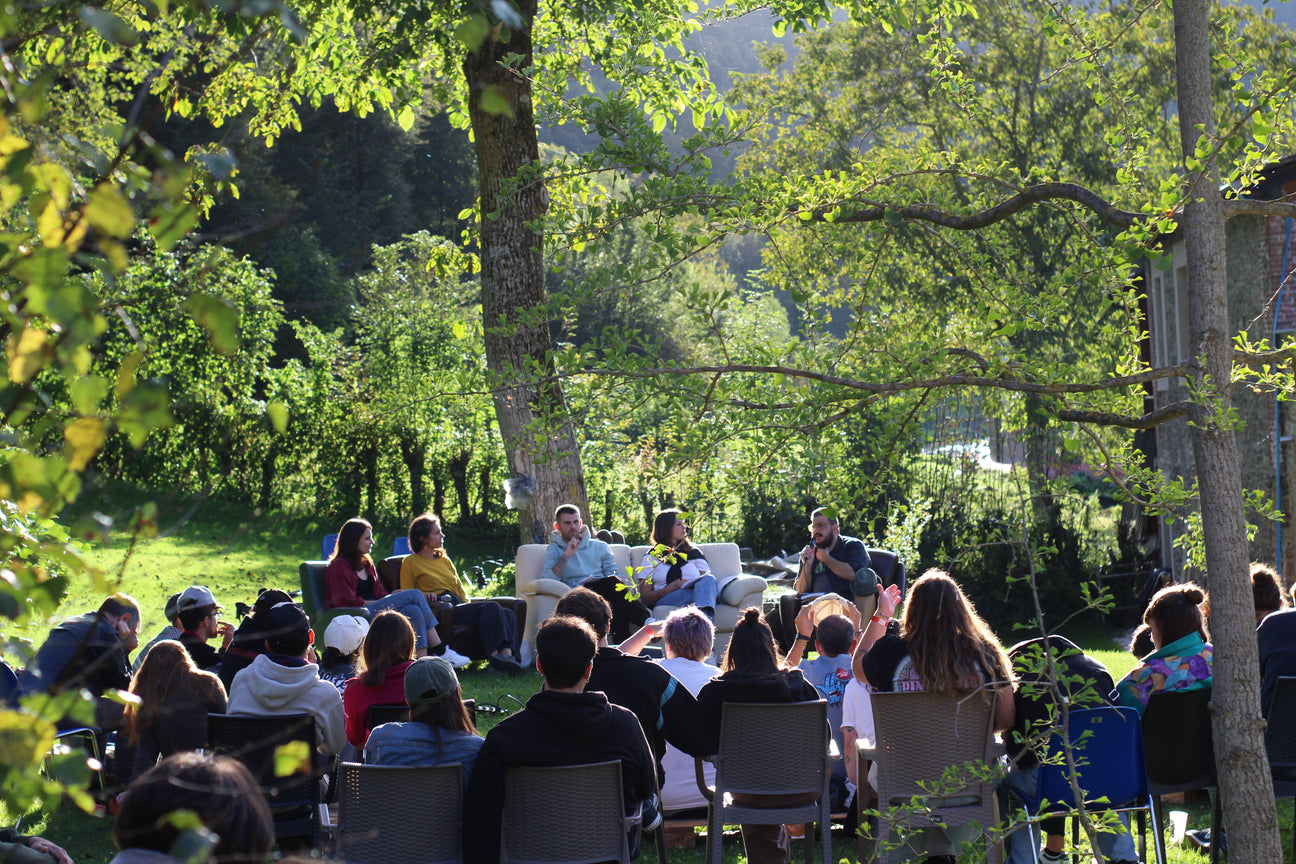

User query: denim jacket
[363,721,484,784]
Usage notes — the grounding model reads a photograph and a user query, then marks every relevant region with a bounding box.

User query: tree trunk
[1174,5,1281,861]
[463,8,588,545]
[399,434,428,516]
[449,449,471,521]
[432,460,447,518]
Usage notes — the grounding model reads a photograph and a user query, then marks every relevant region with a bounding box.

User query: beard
[814,534,836,549]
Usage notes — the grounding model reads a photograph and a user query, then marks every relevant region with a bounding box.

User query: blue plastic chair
[392,536,411,557]
[1012,705,1159,864]
[0,660,21,707]
[322,533,338,561]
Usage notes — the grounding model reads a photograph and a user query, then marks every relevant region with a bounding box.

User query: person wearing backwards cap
[363,655,483,781]
[176,586,234,673]
[219,588,293,692]
[227,601,346,755]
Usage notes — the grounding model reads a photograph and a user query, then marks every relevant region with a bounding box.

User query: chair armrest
[719,575,767,606]
[694,757,716,802]
[527,578,571,599]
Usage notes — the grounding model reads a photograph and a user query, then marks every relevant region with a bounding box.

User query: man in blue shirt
[541,504,649,642]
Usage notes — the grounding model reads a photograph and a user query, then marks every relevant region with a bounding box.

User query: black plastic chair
[1266,677,1296,861]
[208,713,321,849]
[1142,688,1219,864]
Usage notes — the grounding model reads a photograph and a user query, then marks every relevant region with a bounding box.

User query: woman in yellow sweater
[399,514,524,675]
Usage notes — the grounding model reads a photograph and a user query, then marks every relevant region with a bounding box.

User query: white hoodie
[227,654,346,755]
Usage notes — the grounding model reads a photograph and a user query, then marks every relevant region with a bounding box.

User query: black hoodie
[463,689,656,864]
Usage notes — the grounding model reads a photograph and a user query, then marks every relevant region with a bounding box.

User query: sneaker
[518,641,533,667]
[1040,849,1066,864]
[1185,828,1224,854]
[488,653,526,676]
[642,795,663,832]
[441,647,472,668]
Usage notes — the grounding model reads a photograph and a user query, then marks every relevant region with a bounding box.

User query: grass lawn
[0,486,1270,863]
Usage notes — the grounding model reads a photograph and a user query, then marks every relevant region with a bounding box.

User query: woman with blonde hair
[854,569,1015,731]
[342,610,417,748]
[119,640,227,787]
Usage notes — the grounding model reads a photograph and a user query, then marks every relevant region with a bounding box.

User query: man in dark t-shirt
[175,585,233,672]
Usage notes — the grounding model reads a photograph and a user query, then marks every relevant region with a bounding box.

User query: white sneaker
[518,641,533,667]
[442,647,472,668]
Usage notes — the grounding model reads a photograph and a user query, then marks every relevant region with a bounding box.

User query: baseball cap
[404,655,459,705]
[259,601,310,643]
[163,592,182,621]
[324,615,369,656]
[177,585,222,613]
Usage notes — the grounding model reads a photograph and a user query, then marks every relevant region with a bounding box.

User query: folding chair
[863,690,1003,864]
[1142,688,1219,864]
[502,760,642,864]
[1266,677,1296,861]
[335,761,462,864]
[207,713,321,848]
[695,700,832,864]
[1008,705,1158,864]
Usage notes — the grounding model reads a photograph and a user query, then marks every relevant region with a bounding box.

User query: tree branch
[1055,401,1191,429]
[816,182,1142,229]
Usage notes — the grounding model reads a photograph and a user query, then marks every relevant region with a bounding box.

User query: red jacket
[324,556,389,609]
[342,659,413,747]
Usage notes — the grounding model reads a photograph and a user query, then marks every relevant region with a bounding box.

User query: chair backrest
[337,761,462,864]
[392,536,412,557]
[0,660,21,707]
[1266,677,1296,778]
[323,533,338,561]
[1034,706,1147,810]
[869,689,998,807]
[867,549,906,597]
[378,555,404,593]
[207,712,320,841]
[299,560,330,619]
[713,700,829,796]
[1142,687,1215,792]
[502,760,630,864]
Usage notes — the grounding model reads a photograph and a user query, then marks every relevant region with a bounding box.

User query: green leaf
[147,201,199,251]
[70,375,107,416]
[184,294,240,355]
[274,739,311,777]
[455,13,490,51]
[84,183,134,239]
[480,86,514,118]
[79,7,138,45]
[267,401,289,434]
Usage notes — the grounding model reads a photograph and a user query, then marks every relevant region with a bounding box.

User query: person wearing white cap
[320,615,369,695]
[176,585,234,672]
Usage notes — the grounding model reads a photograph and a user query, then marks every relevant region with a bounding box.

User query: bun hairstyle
[1144,582,1210,646]
[722,607,781,674]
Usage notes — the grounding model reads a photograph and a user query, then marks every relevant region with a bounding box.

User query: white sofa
[515,541,767,661]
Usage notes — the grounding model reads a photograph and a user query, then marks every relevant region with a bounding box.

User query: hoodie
[540,527,618,588]
[227,654,346,755]
[462,689,655,864]
[695,667,821,755]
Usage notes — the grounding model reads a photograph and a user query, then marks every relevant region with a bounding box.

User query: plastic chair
[1142,688,1219,864]
[695,700,832,864]
[1266,677,1296,861]
[207,713,321,847]
[1009,706,1157,864]
[322,534,338,561]
[335,761,462,864]
[0,660,20,707]
[502,760,642,864]
[300,560,370,633]
[862,690,1003,864]
[392,536,411,557]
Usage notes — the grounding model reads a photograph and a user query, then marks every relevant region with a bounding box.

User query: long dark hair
[332,518,373,569]
[409,513,445,558]
[125,641,225,745]
[650,508,696,553]
[358,610,415,687]
[1145,582,1210,646]
[409,687,477,748]
[722,607,782,674]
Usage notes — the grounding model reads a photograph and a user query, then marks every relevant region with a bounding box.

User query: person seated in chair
[542,504,650,643]
[636,509,718,617]
[176,585,234,673]
[399,513,523,675]
[462,615,656,864]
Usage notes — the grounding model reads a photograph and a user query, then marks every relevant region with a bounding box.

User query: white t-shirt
[657,656,721,811]
[841,678,874,748]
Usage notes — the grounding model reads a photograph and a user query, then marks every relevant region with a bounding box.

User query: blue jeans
[1000,762,1139,864]
[654,574,718,610]
[369,590,439,650]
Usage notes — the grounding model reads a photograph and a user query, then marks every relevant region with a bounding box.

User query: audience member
[1252,562,1288,624]
[319,614,368,695]
[399,513,523,674]
[111,753,273,864]
[176,586,233,673]
[323,517,450,659]
[20,593,140,728]
[786,604,859,814]
[463,616,656,864]
[0,829,72,864]
[219,589,292,692]
[1128,623,1155,658]
[227,600,345,755]
[840,676,873,807]
[133,593,182,671]
[542,504,650,642]
[1113,582,1212,715]
[118,641,228,789]
[364,655,483,782]
[636,509,718,617]
[651,608,721,814]
[554,587,706,783]
[695,608,820,864]
[1259,587,1296,717]
[343,610,416,749]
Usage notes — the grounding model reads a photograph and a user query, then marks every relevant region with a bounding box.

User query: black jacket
[463,689,656,864]
[696,667,820,755]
